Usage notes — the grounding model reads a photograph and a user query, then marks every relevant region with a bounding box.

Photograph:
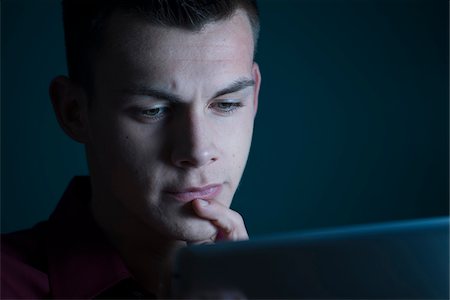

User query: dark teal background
[2,0,449,236]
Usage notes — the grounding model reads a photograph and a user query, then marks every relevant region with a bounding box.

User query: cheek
[89,115,157,179]
[226,117,254,173]
[114,125,163,176]
[99,125,165,206]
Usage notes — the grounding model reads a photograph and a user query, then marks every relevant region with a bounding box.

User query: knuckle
[232,211,245,224]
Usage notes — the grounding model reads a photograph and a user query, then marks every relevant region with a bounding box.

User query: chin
[168,216,218,243]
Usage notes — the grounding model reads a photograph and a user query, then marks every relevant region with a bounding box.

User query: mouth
[165,184,222,202]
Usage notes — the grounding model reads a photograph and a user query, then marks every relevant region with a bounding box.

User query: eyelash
[210,101,244,115]
[137,101,243,121]
[140,106,169,121]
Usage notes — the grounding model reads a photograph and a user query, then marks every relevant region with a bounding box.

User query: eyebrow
[122,78,255,103]
[213,78,255,99]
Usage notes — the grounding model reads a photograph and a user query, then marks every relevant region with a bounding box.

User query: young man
[1,0,261,298]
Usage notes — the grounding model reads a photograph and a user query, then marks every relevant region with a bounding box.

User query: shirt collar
[46,176,132,298]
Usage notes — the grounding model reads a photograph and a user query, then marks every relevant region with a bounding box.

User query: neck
[90,190,185,297]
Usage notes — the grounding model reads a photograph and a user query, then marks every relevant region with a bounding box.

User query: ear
[252,62,261,116]
[49,76,89,143]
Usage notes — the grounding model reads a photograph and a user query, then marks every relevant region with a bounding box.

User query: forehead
[93,9,255,96]
[99,9,254,64]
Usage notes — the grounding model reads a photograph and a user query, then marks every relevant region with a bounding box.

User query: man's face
[84,10,260,242]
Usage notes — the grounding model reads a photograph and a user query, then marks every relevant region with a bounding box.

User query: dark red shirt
[1,176,156,299]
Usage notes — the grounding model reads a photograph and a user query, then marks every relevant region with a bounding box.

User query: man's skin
[50,8,261,296]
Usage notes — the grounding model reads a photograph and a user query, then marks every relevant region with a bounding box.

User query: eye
[210,101,243,114]
[141,106,169,120]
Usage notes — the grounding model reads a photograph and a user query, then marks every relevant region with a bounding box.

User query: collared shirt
[1,176,156,299]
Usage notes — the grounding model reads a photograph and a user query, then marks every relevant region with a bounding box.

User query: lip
[165,184,222,202]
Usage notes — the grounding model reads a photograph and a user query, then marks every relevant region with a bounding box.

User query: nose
[170,110,219,169]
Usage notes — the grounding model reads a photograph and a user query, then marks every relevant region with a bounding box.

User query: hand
[171,199,249,298]
[191,199,249,243]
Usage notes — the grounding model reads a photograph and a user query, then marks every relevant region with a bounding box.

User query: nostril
[172,150,218,169]
[177,159,197,168]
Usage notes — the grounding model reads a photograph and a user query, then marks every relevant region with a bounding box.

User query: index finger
[192,199,249,242]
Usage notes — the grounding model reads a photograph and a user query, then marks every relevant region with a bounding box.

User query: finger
[192,199,247,240]
[192,199,249,241]
[186,237,215,246]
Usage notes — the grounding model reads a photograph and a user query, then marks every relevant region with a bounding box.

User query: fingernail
[198,199,209,207]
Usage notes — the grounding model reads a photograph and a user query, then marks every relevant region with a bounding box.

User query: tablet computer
[171,217,449,299]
